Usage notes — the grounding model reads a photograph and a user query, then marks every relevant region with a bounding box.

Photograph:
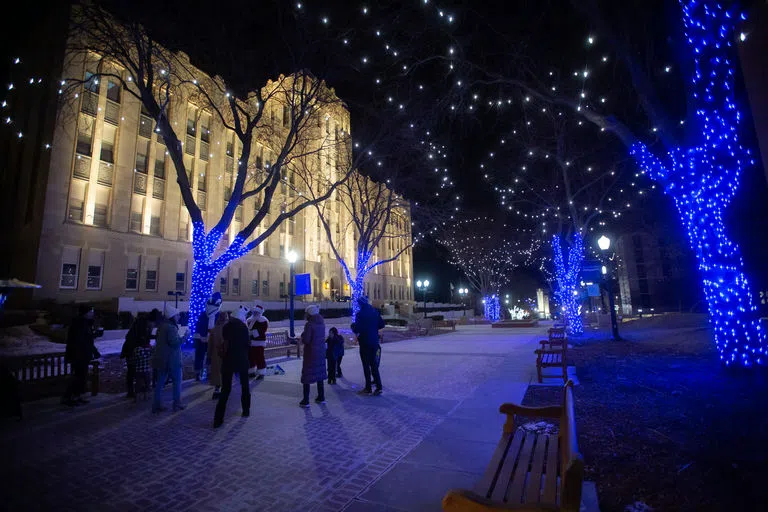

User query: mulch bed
[522,314,768,512]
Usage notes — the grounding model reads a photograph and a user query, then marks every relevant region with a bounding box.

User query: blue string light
[630,0,764,366]
[483,294,501,323]
[552,233,584,335]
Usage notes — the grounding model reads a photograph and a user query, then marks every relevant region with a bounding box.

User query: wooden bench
[3,352,100,396]
[262,330,301,359]
[443,381,583,512]
[536,328,568,383]
[433,319,457,332]
[413,318,434,335]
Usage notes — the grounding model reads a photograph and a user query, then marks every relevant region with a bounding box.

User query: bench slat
[543,433,559,504]
[474,431,514,498]
[490,429,526,502]
[525,433,550,504]
[506,432,536,504]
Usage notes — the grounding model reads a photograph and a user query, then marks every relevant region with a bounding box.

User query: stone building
[4,14,413,309]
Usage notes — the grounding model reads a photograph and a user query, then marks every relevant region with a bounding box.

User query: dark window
[220,276,228,295]
[262,280,269,296]
[279,281,285,297]
[84,72,100,94]
[232,278,240,296]
[186,117,195,136]
[100,140,114,163]
[69,200,84,222]
[60,264,78,288]
[106,80,121,103]
[149,215,161,236]
[126,269,138,290]
[93,204,108,227]
[282,105,290,127]
[130,212,142,233]
[145,270,157,291]
[175,272,186,292]
[86,265,102,289]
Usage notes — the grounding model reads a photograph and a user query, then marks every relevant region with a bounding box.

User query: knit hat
[305,304,320,317]
[164,305,181,320]
[232,305,249,322]
[252,304,265,315]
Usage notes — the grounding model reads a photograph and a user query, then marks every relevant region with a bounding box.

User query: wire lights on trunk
[552,233,585,336]
[630,1,764,366]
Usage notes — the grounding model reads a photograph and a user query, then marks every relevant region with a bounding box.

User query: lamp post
[416,279,430,318]
[286,250,298,337]
[598,236,621,340]
[167,290,182,308]
[459,287,468,315]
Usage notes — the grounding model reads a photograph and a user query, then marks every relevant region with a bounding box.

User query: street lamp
[286,250,298,337]
[416,279,430,318]
[597,235,620,340]
[458,287,468,315]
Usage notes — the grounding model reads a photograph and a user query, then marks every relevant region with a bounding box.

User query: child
[325,327,344,385]
[132,335,154,402]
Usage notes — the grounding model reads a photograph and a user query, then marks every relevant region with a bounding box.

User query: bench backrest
[4,352,71,382]
[415,318,434,329]
[559,381,584,512]
[549,327,566,341]
[265,330,290,348]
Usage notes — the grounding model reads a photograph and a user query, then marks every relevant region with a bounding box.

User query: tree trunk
[552,234,585,336]
[187,262,218,343]
[350,273,366,319]
[483,295,501,323]
[676,200,767,365]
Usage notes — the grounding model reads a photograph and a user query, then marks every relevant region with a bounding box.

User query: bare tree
[58,3,379,326]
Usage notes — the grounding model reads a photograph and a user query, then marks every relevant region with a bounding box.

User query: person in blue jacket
[351,296,385,395]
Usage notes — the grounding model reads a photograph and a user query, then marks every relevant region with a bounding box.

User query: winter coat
[65,316,98,366]
[121,322,150,363]
[207,323,225,387]
[325,333,345,360]
[301,314,327,384]
[153,320,183,372]
[221,318,251,373]
[247,316,269,348]
[351,304,385,346]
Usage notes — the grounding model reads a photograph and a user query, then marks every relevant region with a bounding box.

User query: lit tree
[55,4,380,329]
[477,108,641,334]
[439,217,541,322]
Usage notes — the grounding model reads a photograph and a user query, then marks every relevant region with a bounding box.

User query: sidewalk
[1,325,560,512]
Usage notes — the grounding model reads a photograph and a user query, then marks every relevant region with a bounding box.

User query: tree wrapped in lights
[439,217,541,322]
[52,4,392,332]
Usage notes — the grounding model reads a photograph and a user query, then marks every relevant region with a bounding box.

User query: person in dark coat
[300,305,326,407]
[152,305,184,413]
[214,306,252,428]
[351,296,385,395]
[121,315,153,398]
[62,304,100,406]
[325,327,344,384]
[194,292,222,381]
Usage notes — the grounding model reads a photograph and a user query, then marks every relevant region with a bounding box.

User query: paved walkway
[1,325,543,512]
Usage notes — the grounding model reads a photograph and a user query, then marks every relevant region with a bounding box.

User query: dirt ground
[523,314,768,512]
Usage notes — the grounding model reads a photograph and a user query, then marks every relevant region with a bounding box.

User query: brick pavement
[0,325,543,512]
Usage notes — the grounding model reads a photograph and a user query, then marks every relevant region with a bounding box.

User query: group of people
[110,292,386,428]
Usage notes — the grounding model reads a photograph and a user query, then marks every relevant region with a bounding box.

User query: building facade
[29,43,413,309]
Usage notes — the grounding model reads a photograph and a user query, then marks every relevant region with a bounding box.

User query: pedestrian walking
[325,327,344,384]
[152,305,185,413]
[299,305,326,407]
[132,334,153,401]
[207,311,228,399]
[193,293,222,381]
[213,307,252,428]
[246,304,269,379]
[61,304,100,407]
[351,296,385,396]
[121,315,151,398]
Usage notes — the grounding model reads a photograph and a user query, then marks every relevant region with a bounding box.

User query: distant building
[1,9,413,310]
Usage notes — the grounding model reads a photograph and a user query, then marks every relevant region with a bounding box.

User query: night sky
[3,0,767,303]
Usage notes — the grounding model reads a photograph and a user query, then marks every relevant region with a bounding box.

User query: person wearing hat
[351,296,385,396]
[152,305,185,413]
[246,304,269,380]
[299,305,327,407]
[214,306,252,428]
[194,292,223,381]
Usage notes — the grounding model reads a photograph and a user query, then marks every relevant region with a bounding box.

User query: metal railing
[152,177,165,199]
[73,155,91,180]
[104,101,120,125]
[97,161,113,187]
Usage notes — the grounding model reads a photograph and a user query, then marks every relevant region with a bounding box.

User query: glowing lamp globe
[286,250,298,264]
[597,235,611,251]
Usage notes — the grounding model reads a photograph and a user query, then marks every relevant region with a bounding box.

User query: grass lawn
[523,314,768,512]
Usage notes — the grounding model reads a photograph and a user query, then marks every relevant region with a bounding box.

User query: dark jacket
[153,320,183,371]
[352,304,385,346]
[121,321,150,360]
[65,316,98,366]
[301,315,327,384]
[222,317,251,373]
[325,333,345,359]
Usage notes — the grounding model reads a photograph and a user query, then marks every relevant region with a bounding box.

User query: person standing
[246,304,269,380]
[300,305,327,407]
[121,315,151,399]
[351,296,385,396]
[325,327,344,384]
[132,333,154,400]
[213,307,252,428]
[193,293,222,381]
[62,305,100,406]
[207,311,228,399]
[152,305,185,413]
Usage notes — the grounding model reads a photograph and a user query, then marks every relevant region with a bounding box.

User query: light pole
[459,287,468,315]
[598,235,621,340]
[416,279,430,318]
[286,250,298,337]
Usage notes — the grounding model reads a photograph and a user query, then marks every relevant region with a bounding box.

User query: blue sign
[581,260,603,282]
[295,273,311,295]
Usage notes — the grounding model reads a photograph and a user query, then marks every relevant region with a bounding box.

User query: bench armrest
[499,403,562,419]
[443,489,560,511]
